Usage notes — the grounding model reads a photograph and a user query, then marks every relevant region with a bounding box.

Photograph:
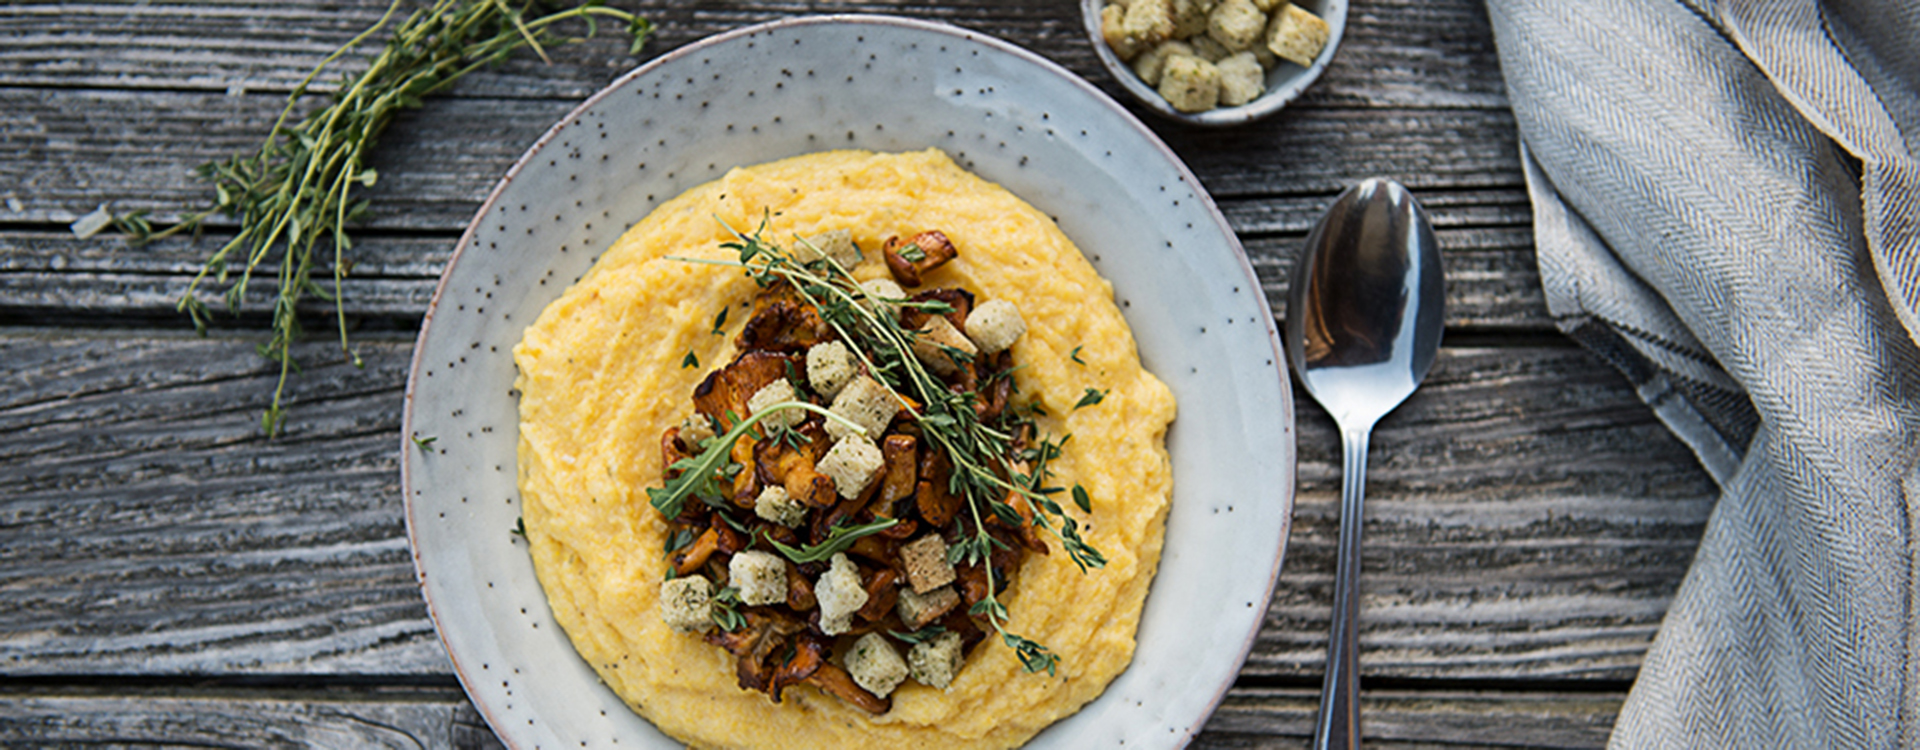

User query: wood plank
[1196,687,1621,749]
[0,687,502,750]
[0,330,1709,679]
[0,218,1550,330]
[0,0,1506,109]
[0,87,1527,231]
[0,329,447,675]
[0,685,1615,749]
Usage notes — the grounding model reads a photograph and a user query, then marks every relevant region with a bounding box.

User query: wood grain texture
[1196,688,1621,749]
[0,220,1549,330]
[0,685,1613,749]
[0,0,1698,743]
[0,331,1709,680]
[0,330,446,675]
[0,688,503,749]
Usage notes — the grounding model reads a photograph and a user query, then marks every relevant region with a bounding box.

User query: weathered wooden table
[0,1,1714,746]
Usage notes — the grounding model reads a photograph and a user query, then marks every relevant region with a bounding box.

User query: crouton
[859,278,907,321]
[1121,0,1176,47]
[659,575,714,633]
[729,550,788,606]
[678,413,716,446]
[908,631,966,690]
[1188,33,1232,63]
[1158,54,1221,113]
[1100,3,1144,60]
[899,534,958,593]
[1131,40,1195,87]
[1206,0,1266,52]
[747,379,802,429]
[1251,0,1284,9]
[819,434,884,499]
[796,228,863,270]
[896,585,961,629]
[1265,2,1329,67]
[815,553,868,635]
[1217,51,1267,106]
[1170,0,1217,38]
[910,315,977,377]
[806,340,857,399]
[754,485,807,527]
[964,299,1027,355]
[846,632,909,698]
[825,375,898,442]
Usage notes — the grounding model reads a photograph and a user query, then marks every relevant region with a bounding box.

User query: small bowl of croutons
[1084,0,1345,125]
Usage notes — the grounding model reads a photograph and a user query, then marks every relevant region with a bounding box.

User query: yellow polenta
[513,149,1174,749]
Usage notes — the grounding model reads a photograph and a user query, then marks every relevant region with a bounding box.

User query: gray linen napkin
[1482,0,1920,745]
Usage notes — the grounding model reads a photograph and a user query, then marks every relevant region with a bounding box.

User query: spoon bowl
[1285,178,1443,749]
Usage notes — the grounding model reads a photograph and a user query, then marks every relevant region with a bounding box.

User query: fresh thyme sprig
[116,0,654,435]
[685,218,1107,676]
[649,401,864,519]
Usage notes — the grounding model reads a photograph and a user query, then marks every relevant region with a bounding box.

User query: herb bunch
[666,220,1108,676]
[117,0,654,435]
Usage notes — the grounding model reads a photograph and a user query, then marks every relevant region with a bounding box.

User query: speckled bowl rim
[403,13,1295,749]
[1080,0,1348,126]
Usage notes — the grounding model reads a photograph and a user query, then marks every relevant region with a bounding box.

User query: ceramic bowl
[402,14,1295,749]
[1081,0,1347,125]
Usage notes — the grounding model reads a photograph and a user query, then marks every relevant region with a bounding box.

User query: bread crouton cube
[965,299,1027,355]
[747,379,802,429]
[1207,0,1266,52]
[1132,40,1194,87]
[814,552,868,635]
[846,632,909,698]
[1217,51,1267,106]
[910,315,977,377]
[806,340,857,399]
[896,585,961,629]
[859,278,907,321]
[1188,33,1232,63]
[1251,0,1284,10]
[796,228,863,271]
[1158,54,1221,113]
[1100,4,1144,60]
[818,434,884,499]
[908,630,966,690]
[754,485,807,527]
[899,534,958,593]
[1171,0,1217,38]
[1121,0,1176,47]
[1265,2,1329,67]
[728,550,788,606]
[678,413,716,447]
[825,375,898,442]
[659,574,713,633]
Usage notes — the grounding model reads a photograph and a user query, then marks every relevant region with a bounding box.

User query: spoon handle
[1314,424,1371,750]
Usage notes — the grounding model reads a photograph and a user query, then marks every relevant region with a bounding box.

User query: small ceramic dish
[1081,0,1346,125]
[402,14,1294,750]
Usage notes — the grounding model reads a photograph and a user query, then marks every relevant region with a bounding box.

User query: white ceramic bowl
[1081,0,1347,125]
[403,14,1295,749]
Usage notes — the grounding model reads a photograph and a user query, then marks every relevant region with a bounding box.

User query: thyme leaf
[133,0,653,435]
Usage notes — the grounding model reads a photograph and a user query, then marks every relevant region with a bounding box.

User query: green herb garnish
[765,518,900,564]
[676,218,1108,675]
[711,586,747,632]
[1074,387,1108,410]
[120,0,654,435]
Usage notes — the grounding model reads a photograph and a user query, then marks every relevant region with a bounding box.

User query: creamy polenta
[513,149,1174,749]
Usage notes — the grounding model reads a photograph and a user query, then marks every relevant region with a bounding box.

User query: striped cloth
[1482,0,1920,746]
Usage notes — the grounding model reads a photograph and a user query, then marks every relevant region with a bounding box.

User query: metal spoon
[1286,178,1444,750]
